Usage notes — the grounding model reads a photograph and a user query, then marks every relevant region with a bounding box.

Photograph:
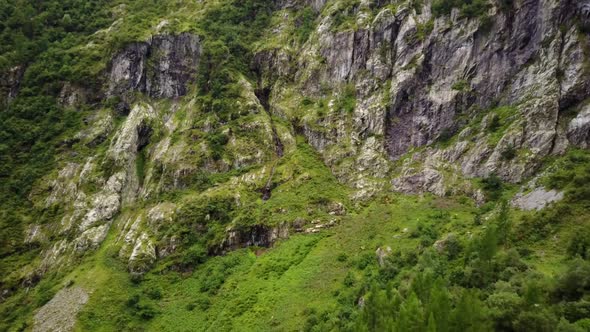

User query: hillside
[1,0,590,331]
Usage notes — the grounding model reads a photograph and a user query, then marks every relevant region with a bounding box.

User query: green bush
[295,7,317,44]
[481,174,503,200]
[555,259,590,301]
[432,0,491,18]
[501,144,517,161]
[568,228,590,260]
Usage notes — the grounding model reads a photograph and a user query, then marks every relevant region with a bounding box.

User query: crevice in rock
[254,83,283,201]
[136,121,152,187]
[136,121,153,152]
[255,87,284,158]
[261,163,277,201]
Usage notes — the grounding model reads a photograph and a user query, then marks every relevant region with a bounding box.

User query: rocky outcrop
[128,232,157,275]
[220,222,290,252]
[275,0,590,199]
[108,33,201,99]
[376,246,392,266]
[567,105,590,149]
[0,66,24,104]
[512,187,564,211]
[14,0,590,307]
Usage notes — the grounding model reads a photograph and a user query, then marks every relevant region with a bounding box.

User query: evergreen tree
[426,313,437,332]
[396,292,424,332]
[450,290,491,332]
[496,200,511,245]
[427,279,451,332]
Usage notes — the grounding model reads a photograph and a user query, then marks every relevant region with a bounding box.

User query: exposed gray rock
[376,246,392,267]
[0,65,24,104]
[74,224,110,252]
[392,167,445,197]
[434,234,458,254]
[512,187,564,211]
[221,222,290,252]
[108,33,201,99]
[75,112,114,147]
[129,232,157,274]
[59,83,88,108]
[285,0,590,197]
[567,105,590,149]
[33,286,89,332]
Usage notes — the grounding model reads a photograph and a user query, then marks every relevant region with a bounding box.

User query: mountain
[1,0,590,331]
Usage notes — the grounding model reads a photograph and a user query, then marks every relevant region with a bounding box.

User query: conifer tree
[396,292,424,332]
[427,279,451,332]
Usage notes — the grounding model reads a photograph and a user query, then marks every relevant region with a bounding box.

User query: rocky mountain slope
[1,0,590,331]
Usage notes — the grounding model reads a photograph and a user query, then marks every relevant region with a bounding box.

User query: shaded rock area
[108,33,201,99]
[220,222,290,253]
[568,105,590,149]
[0,65,24,104]
[33,287,89,332]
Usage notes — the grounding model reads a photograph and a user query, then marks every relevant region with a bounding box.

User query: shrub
[343,272,356,287]
[567,228,590,260]
[555,259,590,301]
[501,144,517,161]
[452,79,470,91]
[481,174,503,200]
[488,114,501,132]
[432,0,491,18]
[295,7,316,43]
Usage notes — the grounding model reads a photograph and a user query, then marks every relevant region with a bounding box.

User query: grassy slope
[68,147,590,331]
[3,143,585,331]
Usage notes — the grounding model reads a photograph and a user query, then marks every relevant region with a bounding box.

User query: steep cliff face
[18,0,590,280]
[108,33,201,99]
[3,1,590,329]
[258,0,590,199]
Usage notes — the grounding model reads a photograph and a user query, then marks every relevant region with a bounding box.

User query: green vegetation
[330,0,361,32]
[415,19,435,42]
[432,0,491,18]
[1,0,590,331]
[486,105,518,145]
[452,79,470,92]
[335,84,357,114]
[66,181,589,331]
[295,7,317,44]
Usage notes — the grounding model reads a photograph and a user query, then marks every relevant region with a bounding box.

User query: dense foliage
[0,0,114,261]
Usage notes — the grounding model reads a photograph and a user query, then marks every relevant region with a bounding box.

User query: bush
[481,174,503,200]
[567,228,590,260]
[555,259,590,301]
[513,308,558,332]
[432,0,490,18]
[295,7,317,43]
[343,272,356,287]
[488,114,501,132]
[501,144,517,161]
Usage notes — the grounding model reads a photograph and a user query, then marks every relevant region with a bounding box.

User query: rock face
[108,33,201,99]
[568,105,590,149]
[0,66,24,104]
[512,188,564,211]
[262,0,590,199]
[13,0,590,305]
[221,222,290,253]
